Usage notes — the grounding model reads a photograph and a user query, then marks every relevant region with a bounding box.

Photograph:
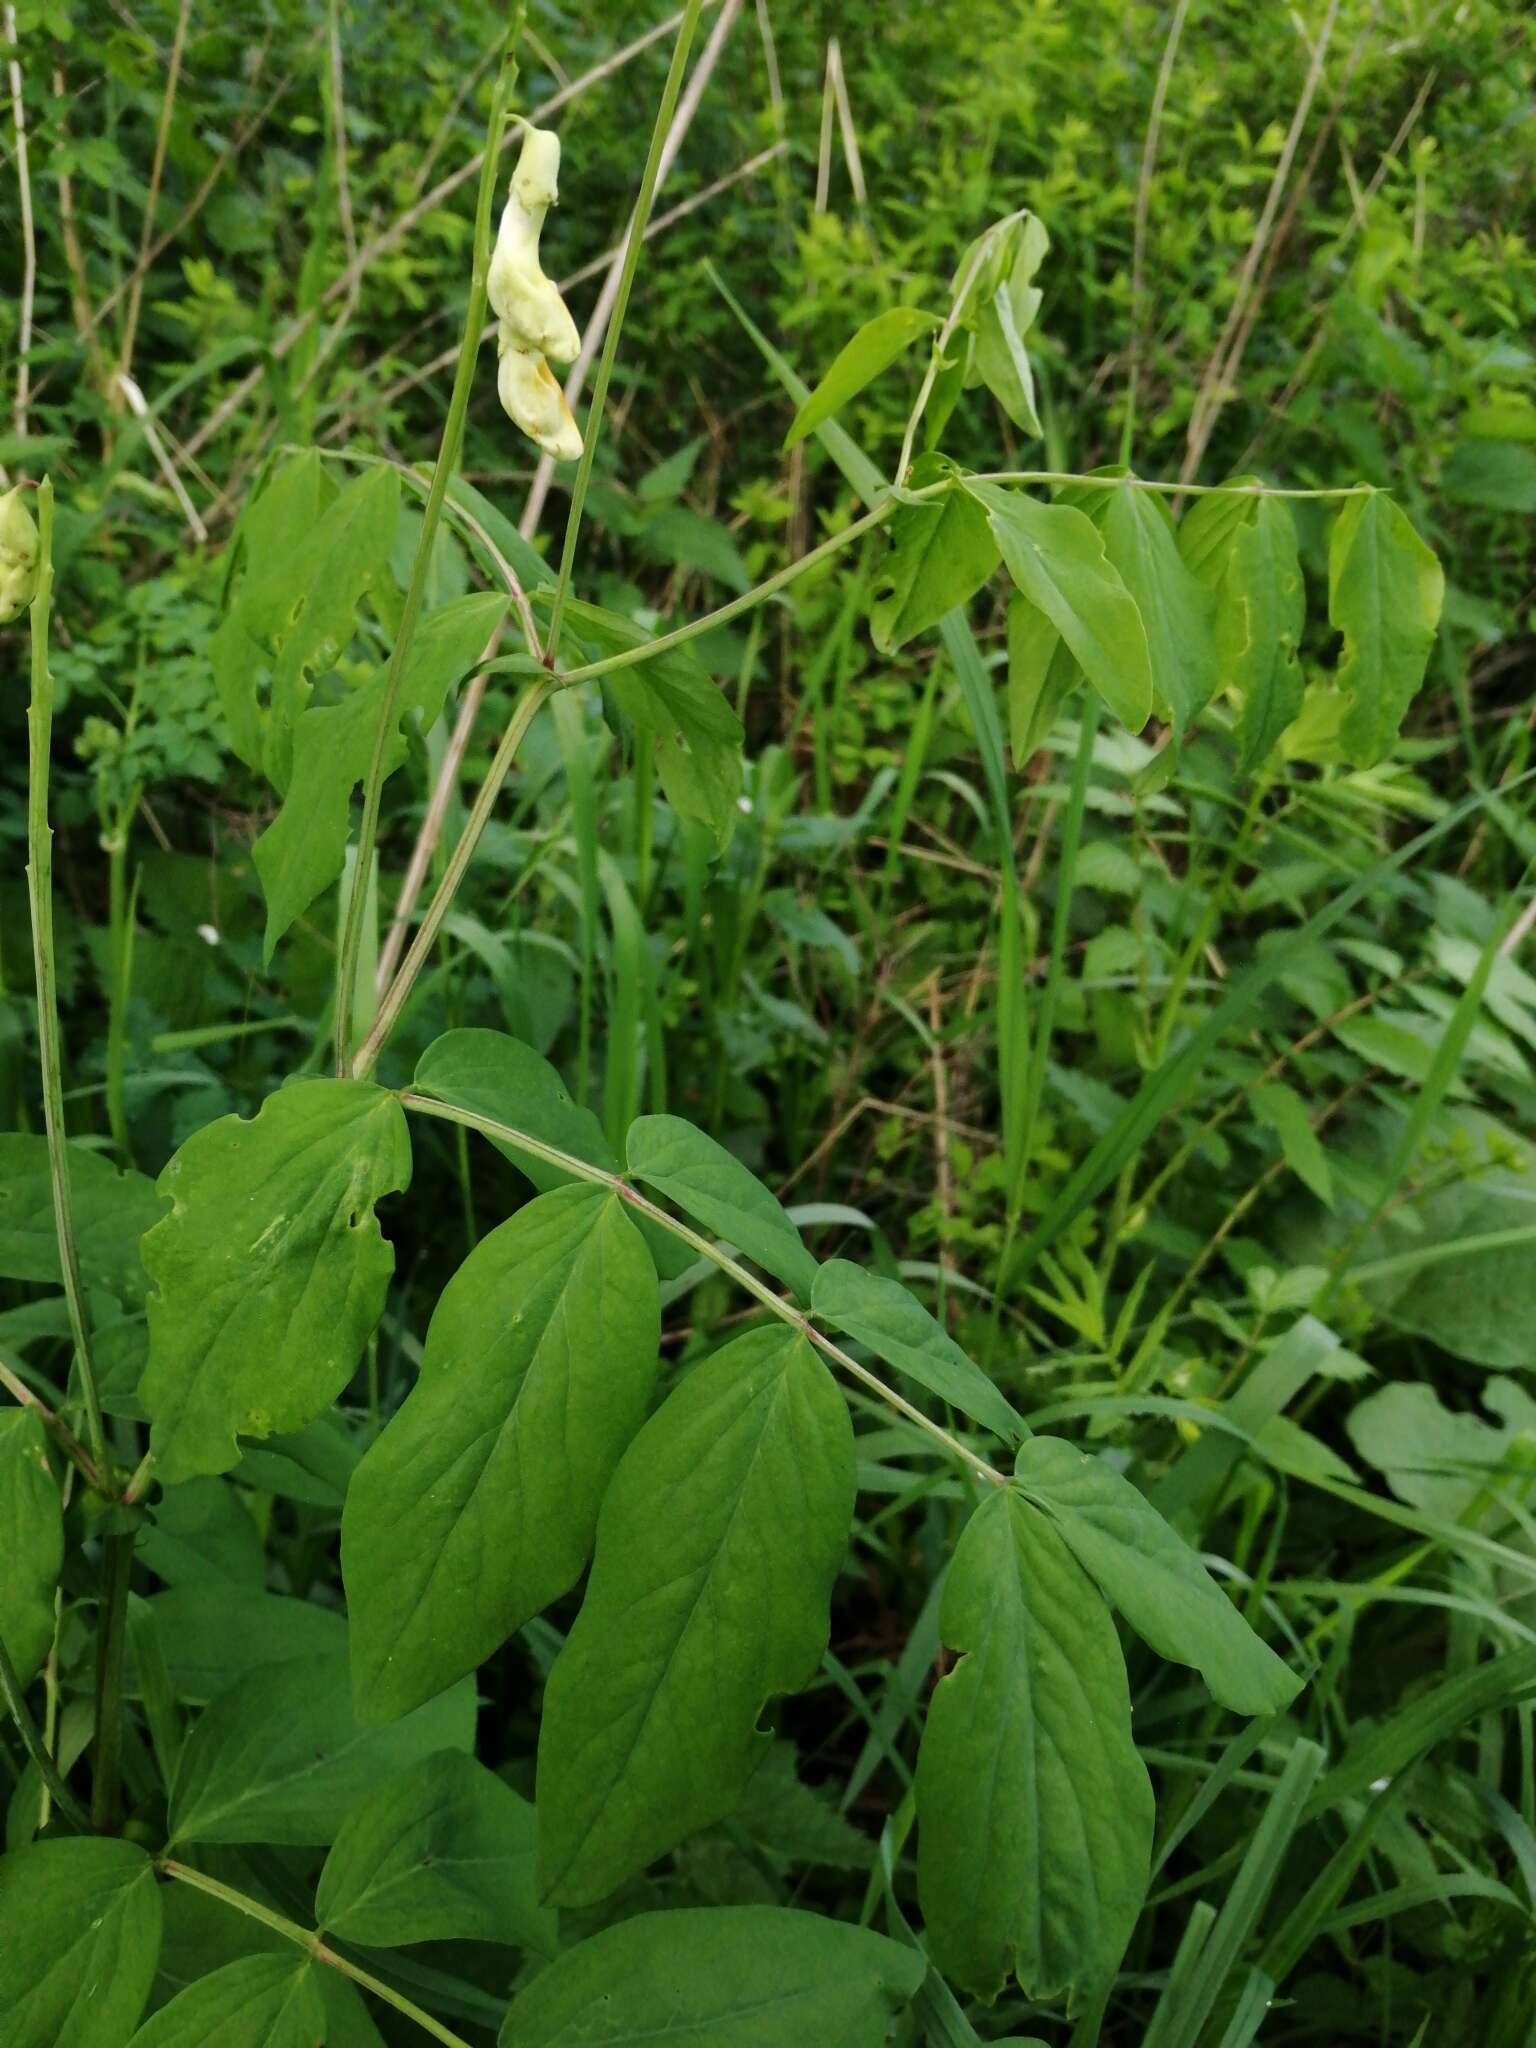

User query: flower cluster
[488,124,582,462]
[0,487,39,625]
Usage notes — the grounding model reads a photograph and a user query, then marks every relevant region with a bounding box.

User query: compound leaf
[344,1185,659,1721]
[1014,1435,1302,1714]
[535,1325,854,1906]
[140,1081,411,1486]
[499,1907,924,2048]
[915,1489,1152,2002]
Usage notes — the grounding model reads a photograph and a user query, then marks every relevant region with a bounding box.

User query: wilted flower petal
[497,341,582,462]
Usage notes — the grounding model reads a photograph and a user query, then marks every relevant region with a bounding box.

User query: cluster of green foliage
[2,2,1536,2045]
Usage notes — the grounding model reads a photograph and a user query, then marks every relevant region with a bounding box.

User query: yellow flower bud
[0,485,39,625]
[497,341,583,462]
[488,124,580,366]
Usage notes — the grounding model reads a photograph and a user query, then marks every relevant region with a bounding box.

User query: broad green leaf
[1014,1436,1302,1714]
[152,1887,385,2047]
[550,596,744,851]
[140,1080,411,1485]
[1213,497,1306,768]
[344,1185,659,1720]
[959,213,1049,437]
[1099,485,1217,736]
[0,1132,163,1303]
[0,1837,162,2048]
[626,1112,817,1300]
[138,1476,266,1590]
[169,1650,474,1846]
[499,1907,924,2048]
[869,465,1000,653]
[253,590,506,951]
[0,1409,63,1686]
[211,462,399,787]
[1346,1378,1536,1523]
[1176,476,1262,584]
[812,1257,1024,1442]
[413,1027,616,1189]
[785,306,940,449]
[317,1749,555,1951]
[968,481,1152,731]
[127,1956,324,2048]
[536,1326,854,1905]
[128,1586,347,1704]
[915,1489,1152,2001]
[1327,490,1443,766]
[1253,1080,1333,1207]
[1006,591,1075,766]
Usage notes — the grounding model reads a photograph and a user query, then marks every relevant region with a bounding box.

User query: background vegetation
[2,0,1536,2041]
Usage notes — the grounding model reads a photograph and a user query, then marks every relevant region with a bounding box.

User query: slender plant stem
[401,1091,1006,1488]
[541,0,706,656]
[159,1861,477,2048]
[0,1360,101,1490]
[353,674,555,1078]
[895,211,1026,482]
[334,19,523,1073]
[24,479,112,1490]
[91,1528,134,1832]
[0,1625,93,1832]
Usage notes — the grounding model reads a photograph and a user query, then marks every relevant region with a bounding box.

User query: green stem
[159,1861,476,2048]
[541,0,706,656]
[104,817,138,1163]
[91,1528,134,1833]
[0,1625,93,1833]
[353,675,555,1078]
[334,20,523,1073]
[400,1090,1006,1489]
[24,477,112,1490]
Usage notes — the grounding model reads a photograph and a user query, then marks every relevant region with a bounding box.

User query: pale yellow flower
[0,486,39,625]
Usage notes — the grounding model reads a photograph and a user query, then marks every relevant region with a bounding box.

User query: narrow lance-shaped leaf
[1014,1435,1302,1714]
[915,1488,1153,2002]
[317,1749,555,1952]
[1328,489,1444,767]
[0,1409,64,1687]
[499,1908,925,2048]
[535,1325,855,1906]
[785,306,940,449]
[140,1081,411,1486]
[626,1111,817,1301]
[812,1256,1025,1442]
[126,1956,325,2048]
[967,480,1152,732]
[0,1838,163,2048]
[343,1184,660,1722]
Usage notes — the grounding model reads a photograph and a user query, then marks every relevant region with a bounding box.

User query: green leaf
[811,1257,1023,1442]
[211,461,399,787]
[412,1028,615,1188]
[968,482,1152,732]
[626,1112,817,1301]
[0,1132,163,1304]
[869,470,1000,653]
[1222,496,1306,769]
[126,1956,325,2048]
[1253,1080,1333,1207]
[1098,485,1217,736]
[914,1490,1153,2002]
[1177,480,1261,586]
[343,1184,659,1721]
[1346,1377,1536,1522]
[128,1585,347,1704]
[1006,592,1075,766]
[316,1749,555,1952]
[551,597,744,851]
[168,1650,474,1846]
[785,306,940,449]
[151,1888,384,2046]
[140,1080,411,1485]
[498,1907,924,2048]
[0,1837,162,2048]
[253,590,506,952]
[536,1326,854,1905]
[1013,1436,1302,1714]
[959,214,1049,437]
[0,1409,63,1687]
[1327,490,1444,767]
